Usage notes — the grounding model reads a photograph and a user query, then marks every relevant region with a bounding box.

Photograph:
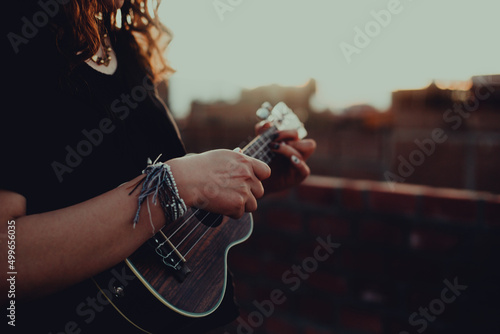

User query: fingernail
[291,155,301,164]
[271,133,279,140]
[268,142,280,150]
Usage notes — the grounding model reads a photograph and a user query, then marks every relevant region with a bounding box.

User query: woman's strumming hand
[168,149,271,219]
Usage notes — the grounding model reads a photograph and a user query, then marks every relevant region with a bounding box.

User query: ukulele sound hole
[194,209,223,228]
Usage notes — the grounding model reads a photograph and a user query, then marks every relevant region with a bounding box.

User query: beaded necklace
[90,32,112,66]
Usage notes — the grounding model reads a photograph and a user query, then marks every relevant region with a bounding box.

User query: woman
[1,0,315,332]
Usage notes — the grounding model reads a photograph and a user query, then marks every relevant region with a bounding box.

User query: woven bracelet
[132,160,187,228]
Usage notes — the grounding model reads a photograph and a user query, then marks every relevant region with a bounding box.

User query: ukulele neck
[242,126,277,164]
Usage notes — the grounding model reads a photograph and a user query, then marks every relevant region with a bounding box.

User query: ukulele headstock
[256,102,307,139]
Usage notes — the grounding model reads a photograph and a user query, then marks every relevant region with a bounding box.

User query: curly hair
[55,0,173,82]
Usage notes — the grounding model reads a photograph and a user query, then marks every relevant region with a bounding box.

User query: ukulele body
[92,210,252,333]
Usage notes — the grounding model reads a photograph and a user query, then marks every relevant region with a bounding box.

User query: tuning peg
[261,102,272,111]
[256,107,270,120]
[256,102,273,120]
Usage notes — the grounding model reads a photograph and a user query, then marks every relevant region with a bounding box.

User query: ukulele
[92,102,307,333]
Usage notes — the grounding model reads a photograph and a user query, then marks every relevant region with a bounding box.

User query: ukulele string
[175,130,276,257]
[157,126,277,263]
[242,126,276,158]
[171,212,212,256]
[156,210,210,260]
[164,208,199,240]
[182,216,223,258]
[160,210,217,267]
[171,214,223,269]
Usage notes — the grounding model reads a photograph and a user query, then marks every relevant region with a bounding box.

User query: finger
[245,195,258,213]
[287,139,316,161]
[270,141,304,161]
[249,177,265,199]
[255,121,272,135]
[249,157,272,181]
[228,194,246,219]
[270,142,311,179]
[274,129,300,142]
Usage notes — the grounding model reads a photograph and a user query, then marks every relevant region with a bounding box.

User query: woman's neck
[85,35,118,75]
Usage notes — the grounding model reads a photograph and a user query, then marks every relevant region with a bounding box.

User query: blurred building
[174,75,500,194]
[389,75,500,193]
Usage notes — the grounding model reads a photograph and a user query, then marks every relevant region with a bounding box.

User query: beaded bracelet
[132,158,187,229]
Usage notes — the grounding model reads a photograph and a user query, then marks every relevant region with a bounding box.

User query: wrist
[166,156,198,209]
[125,175,166,229]
[129,160,188,232]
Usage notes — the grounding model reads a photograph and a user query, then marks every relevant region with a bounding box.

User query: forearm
[1,149,271,304]
[2,175,165,302]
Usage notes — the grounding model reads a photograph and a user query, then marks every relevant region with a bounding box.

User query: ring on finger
[291,155,301,164]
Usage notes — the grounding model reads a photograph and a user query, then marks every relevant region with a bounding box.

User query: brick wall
[214,176,500,334]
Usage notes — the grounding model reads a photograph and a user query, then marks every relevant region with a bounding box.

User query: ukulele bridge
[150,236,191,283]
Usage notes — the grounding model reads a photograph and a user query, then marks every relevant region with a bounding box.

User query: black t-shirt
[1,14,186,214]
[1,3,238,333]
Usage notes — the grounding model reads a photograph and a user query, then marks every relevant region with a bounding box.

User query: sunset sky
[158,0,500,117]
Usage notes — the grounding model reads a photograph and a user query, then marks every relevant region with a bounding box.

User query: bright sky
[158,0,500,117]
